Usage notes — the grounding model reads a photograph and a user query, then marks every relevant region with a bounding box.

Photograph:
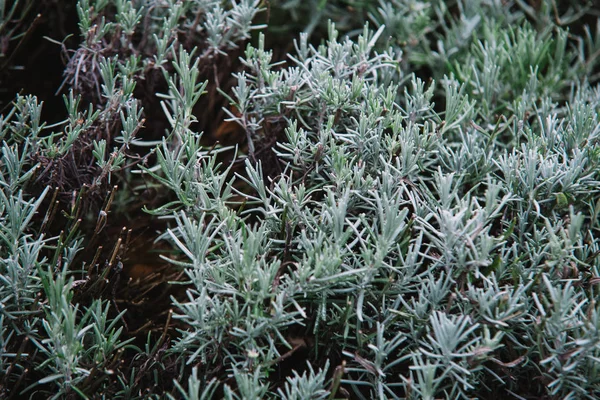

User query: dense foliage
[1,0,600,398]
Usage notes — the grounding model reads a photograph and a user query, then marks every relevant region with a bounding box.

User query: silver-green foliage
[150,7,600,400]
[1,0,263,398]
[2,0,600,398]
[0,98,133,398]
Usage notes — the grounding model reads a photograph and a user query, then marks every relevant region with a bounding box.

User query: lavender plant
[1,0,263,398]
[150,4,600,399]
[1,0,600,398]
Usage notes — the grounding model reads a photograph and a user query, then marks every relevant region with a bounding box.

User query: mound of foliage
[1,0,600,398]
